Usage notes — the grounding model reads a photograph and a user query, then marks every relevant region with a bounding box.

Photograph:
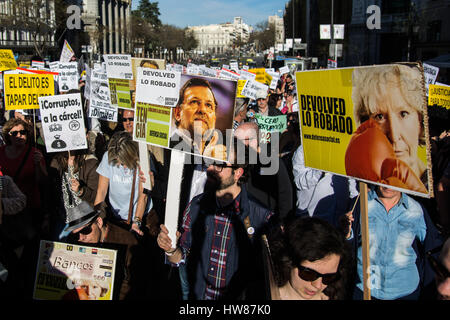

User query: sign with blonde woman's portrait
[33,240,117,300]
[295,63,432,198]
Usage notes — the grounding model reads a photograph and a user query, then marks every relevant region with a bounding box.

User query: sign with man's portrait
[133,74,237,162]
[296,63,432,198]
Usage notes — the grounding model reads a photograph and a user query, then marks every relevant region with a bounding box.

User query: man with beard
[157,139,274,300]
[169,77,226,160]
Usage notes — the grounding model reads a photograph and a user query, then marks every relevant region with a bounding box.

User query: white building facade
[268,14,285,45]
[188,17,252,55]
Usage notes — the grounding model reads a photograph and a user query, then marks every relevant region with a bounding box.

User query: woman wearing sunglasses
[268,217,351,300]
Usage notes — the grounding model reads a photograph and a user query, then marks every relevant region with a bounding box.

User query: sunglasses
[75,221,95,235]
[9,130,27,137]
[297,265,340,285]
[123,117,134,122]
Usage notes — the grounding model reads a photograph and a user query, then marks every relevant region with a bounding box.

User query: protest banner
[230,61,239,71]
[199,65,218,78]
[220,68,240,81]
[39,93,87,153]
[423,63,439,95]
[60,40,75,62]
[133,74,236,162]
[136,67,180,107]
[32,60,45,70]
[254,114,287,144]
[236,79,247,98]
[4,73,55,110]
[239,69,256,81]
[249,68,271,85]
[89,69,117,122]
[129,58,165,92]
[58,62,79,93]
[33,240,117,300]
[241,79,269,100]
[279,65,290,75]
[429,84,450,110]
[104,54,133,80]
[186,63,200,75]
[84,64,91,100]
[327,59,337,69]
[108,78,132,110]
[295,63,432,198]
[0,49,18,71]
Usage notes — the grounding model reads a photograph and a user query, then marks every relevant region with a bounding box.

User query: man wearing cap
[65,200,150,300]
[250,90,283,117]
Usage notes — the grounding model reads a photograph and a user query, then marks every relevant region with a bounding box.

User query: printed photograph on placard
[296,63,432,197]
[33,240,117,300]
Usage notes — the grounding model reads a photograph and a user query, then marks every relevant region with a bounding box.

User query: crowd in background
[0,59,449,301]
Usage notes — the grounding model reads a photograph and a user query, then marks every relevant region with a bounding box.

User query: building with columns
[188,17,252,55]
[82,0,131,55]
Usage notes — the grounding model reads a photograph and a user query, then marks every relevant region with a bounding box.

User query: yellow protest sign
[296,63,431,197]
[0,49,18,71]
[4,73,55,110]
[429,84,450,110]
[236,79,246,98]
[249,68,272,85]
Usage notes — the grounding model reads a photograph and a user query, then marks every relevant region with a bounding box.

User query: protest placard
[220,68,240,81]
[108,78,132,109]
[4,73,55,110]
[84,64,91,100]
[296,63,432,197]
[254,114,287,144]
[239,69,257,81]
[136,67,180,107]
[32,60,45,70]
[423,63,439,95]
[186,63,200,75]
[241,79,269,100]
[59,40,75,62]
[39,93,87,153]
[279,65,290,75]
[58,62,78,93]
[200,65,218,78]
[133,74,236,162]
[89,69,117,121]
[33,240,117,300]
[0,49,18,71]
[236,80,247,98]
[129,58,165,92]
[429,84,450,110]
[104,54,133,80]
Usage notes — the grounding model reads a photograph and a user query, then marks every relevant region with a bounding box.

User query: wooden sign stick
[359,181,371,300]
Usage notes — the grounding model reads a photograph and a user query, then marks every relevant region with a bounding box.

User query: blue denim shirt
[356,189,427,300]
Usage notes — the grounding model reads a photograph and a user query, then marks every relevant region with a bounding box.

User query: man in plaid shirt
[157,139,275,299]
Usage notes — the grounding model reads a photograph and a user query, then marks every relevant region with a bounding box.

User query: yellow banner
[296,63,431,197]
[429,84,450,110]
[249,68,272,85]
[236,79,246,98]
[4,74,55,110]
[0,49,18,71]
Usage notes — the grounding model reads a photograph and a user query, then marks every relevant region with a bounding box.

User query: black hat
[64,201,99,233]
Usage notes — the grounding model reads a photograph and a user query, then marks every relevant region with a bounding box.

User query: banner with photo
[133,74,236,162]
[39,93,87,153]
[33,240,117,300]
[89,69,117,121]
[295,63,432,198]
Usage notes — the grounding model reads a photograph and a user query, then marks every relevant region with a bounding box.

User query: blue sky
[132,0,287,28]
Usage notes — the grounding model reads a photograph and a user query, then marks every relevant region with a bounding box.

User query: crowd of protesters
[0,60,449,301]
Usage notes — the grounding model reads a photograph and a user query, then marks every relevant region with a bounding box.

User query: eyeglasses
[297,265,340,285]
[123,117,134,122]
[9,130,27,137]
[211,163,240,172]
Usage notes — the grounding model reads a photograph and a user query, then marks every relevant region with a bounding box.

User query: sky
[132,0,288,28]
